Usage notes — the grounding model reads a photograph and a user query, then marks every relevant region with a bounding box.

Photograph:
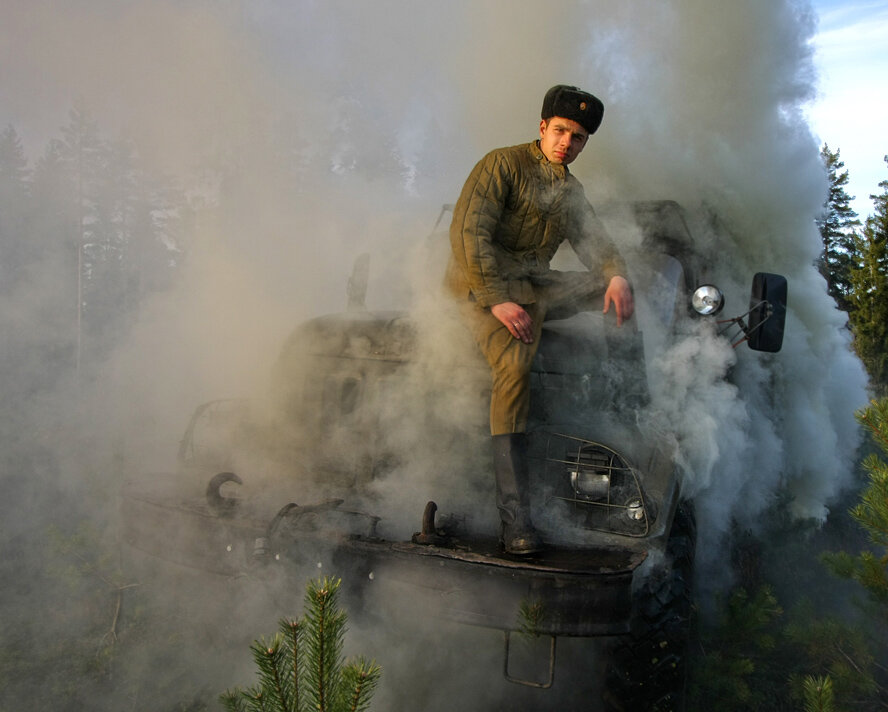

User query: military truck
[119,200,786,710]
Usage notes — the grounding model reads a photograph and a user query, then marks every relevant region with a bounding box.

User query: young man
[446,85,634,555]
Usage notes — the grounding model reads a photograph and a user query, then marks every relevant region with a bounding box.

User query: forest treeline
[0,106,193,391]
[817,145,888,396]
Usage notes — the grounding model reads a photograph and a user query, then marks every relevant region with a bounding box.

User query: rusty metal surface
[386,536,646,576]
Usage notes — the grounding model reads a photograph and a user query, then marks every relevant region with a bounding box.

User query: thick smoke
[564,2,870,548]
[0,0,871,708]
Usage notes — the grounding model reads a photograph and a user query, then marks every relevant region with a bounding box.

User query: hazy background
[0,0,873,708]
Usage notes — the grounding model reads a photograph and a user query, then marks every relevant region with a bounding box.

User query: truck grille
[543,434,650,537]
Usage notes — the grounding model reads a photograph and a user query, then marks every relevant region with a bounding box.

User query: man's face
[538,117,589,165]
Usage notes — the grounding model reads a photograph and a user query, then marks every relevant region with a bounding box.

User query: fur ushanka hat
[541,85,604,134]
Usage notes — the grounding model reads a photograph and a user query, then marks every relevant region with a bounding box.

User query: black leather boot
[493,433,544,555]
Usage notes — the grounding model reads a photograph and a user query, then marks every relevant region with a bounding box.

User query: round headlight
[571,469,610,499]
[626,500,645,521]
[692,285,725,315]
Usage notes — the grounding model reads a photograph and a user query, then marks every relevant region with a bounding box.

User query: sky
[809,0,888,220]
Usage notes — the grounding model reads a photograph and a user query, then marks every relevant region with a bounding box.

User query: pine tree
[16,138,81,382]
[221,577,381,712]
[825,398,888,612]
[686,585,783,711]
[802,675,835,712]
[820,397,888,706]
[848,157,888,396]
[0,124,31,293]
[43,104,189,370]
[55,102,108,372]
[816,144,860,311]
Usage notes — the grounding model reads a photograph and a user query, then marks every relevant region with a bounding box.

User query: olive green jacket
[446,141,626,307]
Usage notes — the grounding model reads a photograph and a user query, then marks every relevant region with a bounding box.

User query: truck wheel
[602,502,696,711]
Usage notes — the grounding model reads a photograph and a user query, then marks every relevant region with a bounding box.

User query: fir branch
[280,617,301,712]
[317,586,328,712]
[341,658,381,712]
[219,689,248,712]
[249,634,290,710]
[248,685,273,712]
[268,644,290,711]
[222,576,379,712]
[518,597,547,638]
[304,577,346,712]
[802,675,835,712]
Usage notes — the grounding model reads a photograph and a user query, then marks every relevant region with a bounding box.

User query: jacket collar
[529,141,568,178]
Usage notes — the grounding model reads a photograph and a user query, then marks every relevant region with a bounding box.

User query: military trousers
[461,270,611,436]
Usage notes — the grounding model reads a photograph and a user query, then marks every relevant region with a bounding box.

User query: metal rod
[502,631,557,689]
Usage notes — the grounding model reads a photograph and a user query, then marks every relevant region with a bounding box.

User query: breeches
[461,271,608,435]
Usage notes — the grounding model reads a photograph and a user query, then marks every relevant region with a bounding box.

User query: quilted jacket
[446,141,626,307]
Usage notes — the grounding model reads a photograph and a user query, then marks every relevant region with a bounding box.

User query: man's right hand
[491,302,534,344]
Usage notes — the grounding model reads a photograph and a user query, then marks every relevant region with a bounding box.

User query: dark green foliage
[687,585,783,711]
[801,675,834,712]
[689,397,888,709]
[824,399,888,613]
[848,158,888,396]
[816,144,861,311]
[688,585,882,711]
[816,398,888,706]
[221,577,380,712]
[783,602,878,705]
[821,399,888,712]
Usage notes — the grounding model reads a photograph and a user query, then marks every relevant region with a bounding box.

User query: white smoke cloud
[5,0,869,552]
[0,0,872,706]
[546,1,869,562]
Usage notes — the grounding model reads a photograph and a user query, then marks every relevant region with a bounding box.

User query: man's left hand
[603,275,634,326]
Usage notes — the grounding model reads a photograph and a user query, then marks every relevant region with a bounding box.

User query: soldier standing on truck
[446,84,635,555]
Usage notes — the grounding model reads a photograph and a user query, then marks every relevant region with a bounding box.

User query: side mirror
[746,272,787,353]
